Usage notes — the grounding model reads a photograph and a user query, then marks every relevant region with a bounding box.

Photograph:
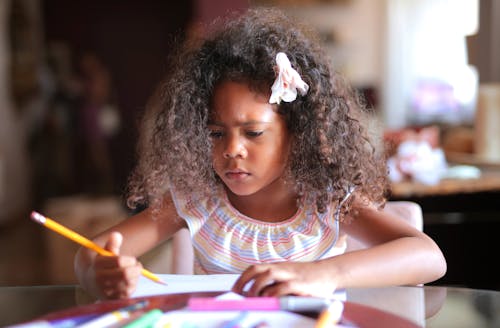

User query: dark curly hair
[127,7,389,215]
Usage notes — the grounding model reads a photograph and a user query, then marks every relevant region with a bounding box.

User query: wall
[468,0,500,83]
[0,0,34,224]
[279,0,384,89]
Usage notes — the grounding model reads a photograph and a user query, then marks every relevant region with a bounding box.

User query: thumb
[104,231,123,255]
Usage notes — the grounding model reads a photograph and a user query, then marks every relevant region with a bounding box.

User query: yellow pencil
[314,300,344,328]
[30,211,166,285]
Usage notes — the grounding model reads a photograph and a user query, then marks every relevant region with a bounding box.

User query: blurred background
[0,0,499,290]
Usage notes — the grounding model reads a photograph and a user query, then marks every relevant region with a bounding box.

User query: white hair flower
[269,52,309,104]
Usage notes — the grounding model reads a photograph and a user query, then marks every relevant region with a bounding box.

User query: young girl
[75,8,446,300]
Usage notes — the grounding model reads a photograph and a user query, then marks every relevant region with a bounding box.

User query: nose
[223,135,247,159]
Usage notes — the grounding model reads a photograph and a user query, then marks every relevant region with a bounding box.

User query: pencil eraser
[30,211,45,223]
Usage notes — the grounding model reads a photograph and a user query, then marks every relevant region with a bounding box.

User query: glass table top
[1,285,499,327]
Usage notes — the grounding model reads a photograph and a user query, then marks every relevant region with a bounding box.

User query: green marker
[123,308,163,328]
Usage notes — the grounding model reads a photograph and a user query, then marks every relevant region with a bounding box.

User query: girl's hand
[93,232,143,299]
[232,261,337,298]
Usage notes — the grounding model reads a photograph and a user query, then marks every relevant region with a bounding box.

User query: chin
[224,183,258,197]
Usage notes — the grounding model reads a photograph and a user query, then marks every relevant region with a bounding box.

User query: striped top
[170,187,347,274]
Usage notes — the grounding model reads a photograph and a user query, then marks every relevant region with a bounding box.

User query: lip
[225,169,250,180]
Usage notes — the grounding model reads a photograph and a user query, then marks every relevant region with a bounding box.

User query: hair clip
[269,52,309,104]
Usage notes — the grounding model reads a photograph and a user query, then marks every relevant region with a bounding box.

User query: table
[2,285,499,327]
[390,168,500,291]
[391,168,500,198]
[390,168,500,213]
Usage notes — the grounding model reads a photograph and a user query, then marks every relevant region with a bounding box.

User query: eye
[246,131,263,137]
[209,130,224,139]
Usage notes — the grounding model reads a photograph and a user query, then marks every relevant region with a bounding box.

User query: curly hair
[126,7,389,215]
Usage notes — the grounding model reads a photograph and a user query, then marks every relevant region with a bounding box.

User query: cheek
[271,137,291,161]
[210,146,223,167]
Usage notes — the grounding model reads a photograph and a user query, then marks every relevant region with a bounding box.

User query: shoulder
[170,186,222,221]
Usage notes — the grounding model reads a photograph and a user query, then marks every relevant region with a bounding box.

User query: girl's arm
[327,204,446,287]
[74,195,185,299]
[233,203,446,297]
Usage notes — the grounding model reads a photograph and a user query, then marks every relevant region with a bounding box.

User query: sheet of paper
[132,273,346,301]
[132,274,240,298]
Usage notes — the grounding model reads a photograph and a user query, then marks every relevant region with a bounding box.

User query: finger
[246,269,278,297]
[103,286,129,300]
[260,280,309,297]
[94,254,138,270]
[96,275,123,300]
[104,231,123,255]
[259,281,291,297]
[122,262,143,286]
[95,265,142,299]
[121,272,141,298]
[270,279,338,298]
[120,280,138,298]
[96,262,142,284]
[232,265,263,294]
[114,276,140,299]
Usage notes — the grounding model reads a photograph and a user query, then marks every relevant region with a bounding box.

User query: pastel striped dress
[170,187,347,274]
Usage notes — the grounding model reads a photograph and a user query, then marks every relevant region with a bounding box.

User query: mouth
[225,169,250,180]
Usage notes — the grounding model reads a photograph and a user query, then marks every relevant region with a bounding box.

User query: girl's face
[209,81,291,198]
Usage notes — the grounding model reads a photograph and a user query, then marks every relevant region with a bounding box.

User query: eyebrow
[207,120,273,127]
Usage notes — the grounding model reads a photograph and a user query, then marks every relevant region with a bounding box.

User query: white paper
[132,273,346,300]
[132,274,240,298]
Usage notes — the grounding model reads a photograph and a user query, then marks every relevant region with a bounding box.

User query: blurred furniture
[42,196,127,284]
[385,122,500,212]
[387,123,500,213]
[391,168,500,199]
[390,167,500,213]
[390,167,500,291]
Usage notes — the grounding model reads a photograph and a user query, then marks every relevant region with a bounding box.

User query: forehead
[210,80,279,124]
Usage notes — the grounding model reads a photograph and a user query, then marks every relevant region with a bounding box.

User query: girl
[75,8,446,300]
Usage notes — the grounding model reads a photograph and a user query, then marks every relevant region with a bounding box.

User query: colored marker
[76,300,149,328]
[314,300,344,328]
[123,309,163,328]
[221,311,251,328]
[30,211,166,285]
[7,314,99,328]
[49,314,99,327]
[188,296,332,312]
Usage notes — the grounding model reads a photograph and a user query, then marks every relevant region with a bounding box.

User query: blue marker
[77,300,149,328]
[7,314,98,328]
[50,314,99,328]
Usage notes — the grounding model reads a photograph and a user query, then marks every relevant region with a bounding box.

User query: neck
[225,184,299,223]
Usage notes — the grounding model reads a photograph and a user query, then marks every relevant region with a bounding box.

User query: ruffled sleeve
[169,187,221,236]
